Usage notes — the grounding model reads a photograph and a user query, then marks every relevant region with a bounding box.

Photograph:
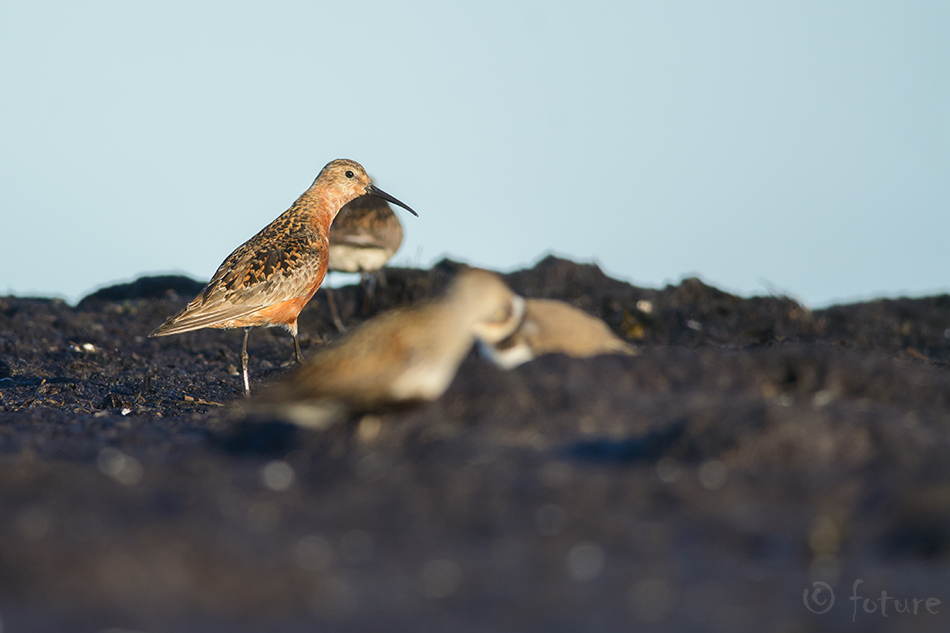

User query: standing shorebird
[324,192,404,331]
[478,298,636,369]
[244,268,525,428]
[148,159,416,397]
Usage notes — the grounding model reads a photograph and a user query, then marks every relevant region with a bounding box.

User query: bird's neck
[292,187,353,234]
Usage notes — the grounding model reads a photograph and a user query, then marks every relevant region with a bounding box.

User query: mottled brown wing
[150,213,325,335]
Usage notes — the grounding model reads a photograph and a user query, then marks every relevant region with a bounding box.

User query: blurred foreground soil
[1,256,950,632]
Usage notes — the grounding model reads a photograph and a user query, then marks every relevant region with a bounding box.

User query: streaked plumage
[148,159,416,396]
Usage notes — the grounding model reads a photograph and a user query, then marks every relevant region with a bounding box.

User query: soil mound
[1,258,948,632]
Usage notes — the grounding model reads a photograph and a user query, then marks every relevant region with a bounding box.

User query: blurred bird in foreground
[478,298,636,369]
[242,268,525,429]
[148,159,416,397]
[324,192,404,331]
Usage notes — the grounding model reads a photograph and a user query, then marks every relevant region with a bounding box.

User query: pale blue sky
[2,1,947,307]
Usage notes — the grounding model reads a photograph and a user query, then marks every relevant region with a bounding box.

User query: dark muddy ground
[1,256,950,632]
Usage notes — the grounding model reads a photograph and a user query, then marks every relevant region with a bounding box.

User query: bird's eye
[345,170,354,178]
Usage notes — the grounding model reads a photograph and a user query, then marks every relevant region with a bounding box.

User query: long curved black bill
[366,184,418,217]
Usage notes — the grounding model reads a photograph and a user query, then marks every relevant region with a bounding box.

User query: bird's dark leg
[376,268,388,290]
[293,331,304,364]
[241,327,251,398]
[361,272,379,317]
[325,286,347,333]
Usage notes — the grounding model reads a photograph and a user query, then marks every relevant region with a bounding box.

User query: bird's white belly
[388,360,456,402]
[329,244,391,273]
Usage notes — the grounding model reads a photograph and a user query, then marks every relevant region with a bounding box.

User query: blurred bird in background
[243,268,524,428]
[324,192,405,331]
[478,298,636,368]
